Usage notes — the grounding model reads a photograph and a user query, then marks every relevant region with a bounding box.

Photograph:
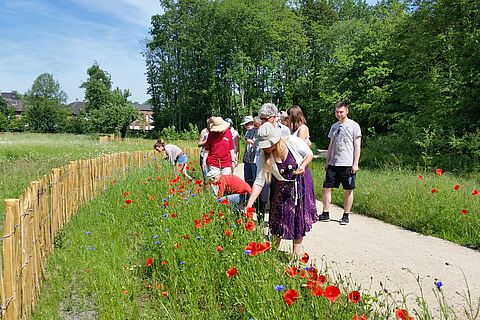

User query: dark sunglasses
[260,116,273,121]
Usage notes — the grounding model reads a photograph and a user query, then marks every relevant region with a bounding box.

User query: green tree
[0,96,15,131]
[23,73,69,133]
[80,63,140,137]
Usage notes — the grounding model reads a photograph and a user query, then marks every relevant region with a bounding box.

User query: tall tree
[23,73,68,133]
[0,96,15,131]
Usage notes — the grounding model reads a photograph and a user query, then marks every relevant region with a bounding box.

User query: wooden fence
[0,149,166,319]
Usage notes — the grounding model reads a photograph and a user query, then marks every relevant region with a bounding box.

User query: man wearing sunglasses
[319,101,362,225]
[258,103,290,137]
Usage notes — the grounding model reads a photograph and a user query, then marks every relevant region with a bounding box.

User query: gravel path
[234,164,480,317]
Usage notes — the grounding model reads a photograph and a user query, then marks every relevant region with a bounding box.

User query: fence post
[3,199,20,320]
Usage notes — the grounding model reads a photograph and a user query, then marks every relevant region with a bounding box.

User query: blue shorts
[176,154,188,165]
[323,165,356,190]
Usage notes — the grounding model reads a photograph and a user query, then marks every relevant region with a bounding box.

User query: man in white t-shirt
[320,101,362,225]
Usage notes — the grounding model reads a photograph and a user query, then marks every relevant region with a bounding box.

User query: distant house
[66,100,154,131]
[130,102,154,131]
[68,100,85,117]
[1,92,24,117]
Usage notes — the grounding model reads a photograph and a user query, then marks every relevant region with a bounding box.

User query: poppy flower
[236,218,243,225]
[454,184,460,191]
[202,214,211,224]
[395,308,414,320]
[435,168,443,176]
[174,243,181,249]
[161,260,168,265]
[217,245,224,252]
[221,197,230,205]
[181,234,190,239]
[244,241,271,256]
[324,285,341,302]
[194,179,203,185]
[146,258,153,267]
[218,212,224,218]
[352,314,369,320]
[123,191,128,198]
[145,283,151,289]
[226,267,238,278]
[472,189,479,196]
[123,290,128,295]
[461,209,468,215]
[431,188,437,193]
[149,195,155,201]
[245,220,255,231]
[162,291,168,297]
[310,285,323,297]
[155,283,161,289]
[245,207,255,219]
[418,175,423,180]
[348,290,361,303]
[285,266,299,277]
[125,199,133,204]
[283,289,299,305]
[224,229,231,237]
[300,253,309,264]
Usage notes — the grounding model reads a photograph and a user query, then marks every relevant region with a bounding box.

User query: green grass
[0,132,194,219]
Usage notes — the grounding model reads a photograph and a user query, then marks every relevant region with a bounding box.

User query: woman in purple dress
[246,122,317,257]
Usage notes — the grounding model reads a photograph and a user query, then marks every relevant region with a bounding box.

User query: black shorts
[323,165,356,190]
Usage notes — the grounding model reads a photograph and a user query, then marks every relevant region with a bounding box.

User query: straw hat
[208,116,229,132]
[257,122,281,149]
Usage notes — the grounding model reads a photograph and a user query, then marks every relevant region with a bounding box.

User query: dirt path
[234,164,480,317]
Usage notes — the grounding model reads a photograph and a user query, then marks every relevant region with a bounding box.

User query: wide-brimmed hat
[241,116,254,126]
[206,168,221,180]
[257,122,281,149]
[209,116,229,132]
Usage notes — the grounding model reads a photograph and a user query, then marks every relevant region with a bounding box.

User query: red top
[205,129,234,168]
[215,175,252,197]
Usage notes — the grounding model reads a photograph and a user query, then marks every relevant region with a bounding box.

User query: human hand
[293,166,305,176]
[352,164,359,174]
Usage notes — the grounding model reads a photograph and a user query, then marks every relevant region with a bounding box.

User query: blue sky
[1,0,379,104]
[0,0,161,103]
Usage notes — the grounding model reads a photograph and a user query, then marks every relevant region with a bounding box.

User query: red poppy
[324,285,341,302]
[431,188,437,193]
[210,209,215,215]
[461,209,469,215]
[123,290,128,295]
[181,234,190,239]
[194,179,203,185]
[218,212,225,218]
[348,290,361,303]
[174,243,181,249]
[418,175,423,180]
[283,289,299,305]
[395,309,414,320]
[435,168,443,176]
[123,191,128,198]
[149,195,155,201]
[311,285,323,297]
[155,283,161,289]
[224,229,231,237]
[162,291,168,297]
[170,213,178,218]
[161,260,168,265]
[245,207,255,219]
[352,314,369,320]
[226,267,238,278]
[285,266,299,277]
[454,184,460,191]
[145,283,151,289]
[236,218,243,225]
[217,245,224,252]
[300,253,309,264]
[125,199,133,204]
[245,220,255,231]
[146,258,153,267]
[245,241,271,256]
[221,197,230,205]
[202,214,211,224]
[472,189,479,196]
[317,274,327,285]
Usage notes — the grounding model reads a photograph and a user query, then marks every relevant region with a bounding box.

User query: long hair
[262,137,287,183]
[287,105,307,133]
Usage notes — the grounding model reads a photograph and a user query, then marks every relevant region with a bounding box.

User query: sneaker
[318,212,330,222]
[340,213,349,225]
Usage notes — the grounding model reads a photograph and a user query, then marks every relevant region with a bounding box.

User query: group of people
[154,101,362,258]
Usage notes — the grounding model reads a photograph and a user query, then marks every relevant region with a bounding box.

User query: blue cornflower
[153,235,159,239]
[274,285,285,292]
[244,249,252,255]
[196,235,201,240]
[435,280,443,289]
[163,213,169,218]
[89,245,94,251]
[180,261,185,265]
[154,241,160,245]
[85,231,91,235]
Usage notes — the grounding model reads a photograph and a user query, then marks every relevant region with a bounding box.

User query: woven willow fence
[0,148,183,319]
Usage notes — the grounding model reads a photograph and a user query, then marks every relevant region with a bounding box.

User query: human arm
[293,154,313,176]
[324,139,334,170]
[202,150,209,170]
[297,125,311,146]
[198,129,208,147]
[246,183,263,208]
[230,148,237,170]
[352,136,361,173]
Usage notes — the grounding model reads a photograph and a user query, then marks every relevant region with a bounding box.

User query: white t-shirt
[327,119,361,166]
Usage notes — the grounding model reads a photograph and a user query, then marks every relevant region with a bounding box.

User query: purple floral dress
[269,151,318,240]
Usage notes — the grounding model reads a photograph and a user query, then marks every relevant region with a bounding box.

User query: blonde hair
[262,137,287,183]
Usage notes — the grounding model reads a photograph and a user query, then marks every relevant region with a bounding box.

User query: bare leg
[322,188,332,212]
[293,237,303,257]
[344,189,354,213]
